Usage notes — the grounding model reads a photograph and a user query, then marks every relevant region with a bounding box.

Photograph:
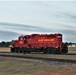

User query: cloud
[0,30,20,41]
[0,22,55,33]
[0,1,76,42]
[0,22,76,42]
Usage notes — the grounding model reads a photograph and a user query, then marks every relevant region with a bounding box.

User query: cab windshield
[19,38,23,41]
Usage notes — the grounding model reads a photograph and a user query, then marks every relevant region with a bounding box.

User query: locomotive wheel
[47,48,52,54]
[13,48,16,53]
[15,48,18,53]
[47,47,56,54]
[47,48,60,54]
[11,48,14,53]
[62,44,68,54]
[43,48,47,54]
[19,48,22,53]
[53,48,60,54]
[51,48,56,54]
[22,48,26,53]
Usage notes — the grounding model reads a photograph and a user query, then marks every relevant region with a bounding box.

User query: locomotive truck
[10,33,68,54]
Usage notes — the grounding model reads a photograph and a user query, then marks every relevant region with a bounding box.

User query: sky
[0,1,76,42]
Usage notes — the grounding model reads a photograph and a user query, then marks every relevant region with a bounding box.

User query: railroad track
[0,53,76,63]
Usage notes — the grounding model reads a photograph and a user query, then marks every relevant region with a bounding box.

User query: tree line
[0,41,75,47]
[0,41,13,47]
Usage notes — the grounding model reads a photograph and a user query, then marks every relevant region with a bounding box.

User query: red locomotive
[10,33,68,54]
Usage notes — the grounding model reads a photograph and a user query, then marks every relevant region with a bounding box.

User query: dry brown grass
[0,47,10,52]
[68,47,76,51]
[0,57,76,75]
[0,47,76,75]
[68,47,76,54]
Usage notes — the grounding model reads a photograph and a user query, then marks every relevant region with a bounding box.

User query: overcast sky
[0,1,76,42]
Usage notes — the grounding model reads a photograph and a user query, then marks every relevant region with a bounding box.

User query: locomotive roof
[19,33,62,37]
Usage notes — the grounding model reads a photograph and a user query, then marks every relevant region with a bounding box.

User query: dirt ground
[0,47,76,75]
[0,57,76,75]
[0,47,10,52]
[33,66,76,75]
[0,66,76,75]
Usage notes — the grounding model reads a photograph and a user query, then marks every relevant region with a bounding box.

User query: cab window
[24,38,26,40]
[19,38,23,41]
[58,36,62,38]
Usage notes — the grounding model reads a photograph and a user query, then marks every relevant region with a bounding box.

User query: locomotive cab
[19,35,27,43]
[10,35,28,53]
[19,35,24,41]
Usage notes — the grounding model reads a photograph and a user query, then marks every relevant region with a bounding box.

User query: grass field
[0,57,76,75]
[0,47,76,75]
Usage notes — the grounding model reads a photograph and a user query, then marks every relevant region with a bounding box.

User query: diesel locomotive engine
[10,33,68,54]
